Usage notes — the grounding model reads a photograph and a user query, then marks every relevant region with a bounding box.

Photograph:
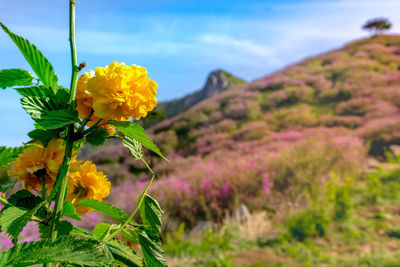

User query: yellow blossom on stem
[8,139,80,193]
[85,61,157,121]
[67,161,111,215]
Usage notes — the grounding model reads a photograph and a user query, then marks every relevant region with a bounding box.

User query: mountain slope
[150,34,400,157]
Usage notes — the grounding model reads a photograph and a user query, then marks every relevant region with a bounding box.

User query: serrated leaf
[138,231,167,267]
[104,240,143,267]
[39,220,73,239]
[0,203,41,243]
[27,129,60,146]
[0,69,34,89]
[76,199,128,221]
[123,136,144,160]
[0,180,17,193]
[0,146,29,167]
[21,96,53,119]
[0,236,114,266]
[0,207,26,235]
[140,226,161,245]
[120,225,140,244]
[39,109,77,130]
[140,194,163,234]
[15,85,55,98]
[86,128,109,146]
[0,23,58,87]
[54,87,70,106]
[70,227,96,240]
[6,189,41,211]
[62,201,81,221]
[110,121,167,160]
[93,223,110,240]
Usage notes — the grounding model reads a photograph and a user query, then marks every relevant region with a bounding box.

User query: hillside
[82,35,400,226]
[149,35,400,158]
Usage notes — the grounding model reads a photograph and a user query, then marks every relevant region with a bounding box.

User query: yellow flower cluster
[9,139,79,192]
[67,161,111,215]
[76,61,157,123]
[9,139,110,215]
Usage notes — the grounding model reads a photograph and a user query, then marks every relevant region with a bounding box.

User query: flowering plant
[0,1,167,266]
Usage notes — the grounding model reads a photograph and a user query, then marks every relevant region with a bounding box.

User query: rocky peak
[158,69,245,119]
[201,70,232,98]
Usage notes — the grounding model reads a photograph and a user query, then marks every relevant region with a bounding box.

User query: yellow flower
[9,139,80,192]
[76,71,116,136]
[67,161,111,215]
[86,61,157,121]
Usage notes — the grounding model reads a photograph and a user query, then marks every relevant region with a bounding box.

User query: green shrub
[365,171,382,204]
[287,209,328,241]
[387,227,400,239]
[333,182,352,221]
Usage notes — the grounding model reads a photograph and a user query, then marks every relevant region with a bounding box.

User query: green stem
[105,158,155,241]
[41,174,46,201]
[0,196,10,206]
[82,118,103,135]
[69,0,78,103]
[79,109,94,130]
[47,0,78,242]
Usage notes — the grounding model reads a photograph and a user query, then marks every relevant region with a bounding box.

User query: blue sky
[1,0,400,146]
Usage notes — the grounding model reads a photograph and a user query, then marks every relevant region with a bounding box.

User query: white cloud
[201,34,273,57]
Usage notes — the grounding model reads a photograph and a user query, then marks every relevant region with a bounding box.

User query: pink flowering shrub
[142,129,365,225]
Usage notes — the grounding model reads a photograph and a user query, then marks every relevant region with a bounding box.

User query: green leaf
[39,220,73,239]
[70,227,96,240]
[21,96,53,119]
[0,207,26,237]
[27,129,60,146]
[140,194,163,234]
[0,180,17,193]
[0,203,41,243]
[6,189,41,211]
[110,121,167,160]
[120,225,140,244]
[93,223,111,240]
[39,109,77,130]
[138,231,167,267]
[0,69,34,89]
[21,92,70,124]
[86,128,109,146]
[103,240,143,267]
[54,87,70,106]
[76,199,128,221]
[0,146,29,167]
[0,236,114,266]
[62,201,81,221]
[0,23,58,87]
[15,85,55,98]
[123,136,144,160]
